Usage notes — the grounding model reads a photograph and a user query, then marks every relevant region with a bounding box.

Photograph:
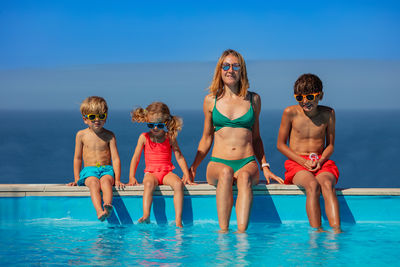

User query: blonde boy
[68,96,122,221]
[277,74,341,233]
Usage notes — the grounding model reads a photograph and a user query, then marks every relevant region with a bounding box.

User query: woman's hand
[182,172,197,185]
[127,177,139,186]
[189,166,197,181]
[66,181,77,186]
[263,168,284,184]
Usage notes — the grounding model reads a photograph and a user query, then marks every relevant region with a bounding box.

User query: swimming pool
[1,219,399,266]
[1,184,400,265]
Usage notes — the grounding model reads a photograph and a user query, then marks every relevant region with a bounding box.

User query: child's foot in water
[97,210,107,221]
[138,215,150,224]
[103,203,113,218]
[176,220,183,228]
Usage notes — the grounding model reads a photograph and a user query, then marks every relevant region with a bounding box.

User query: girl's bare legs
[234,162,259,233]
[163,173,184,227]
[293,171,322,230]
[85,177,107,221]
[316,172,341,233]
[207,162,234,233]
[139,174,158,223]
[99,175,114,217]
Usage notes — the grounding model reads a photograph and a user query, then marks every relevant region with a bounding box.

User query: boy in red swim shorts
[277,74,341,233]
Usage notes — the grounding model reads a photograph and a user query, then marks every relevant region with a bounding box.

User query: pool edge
[1,184,399,197]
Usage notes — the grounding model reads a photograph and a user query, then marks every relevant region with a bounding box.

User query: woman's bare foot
[103,203,113,218]
[138,215,150,224]
[315,227,328,233]
[332,226,343,234]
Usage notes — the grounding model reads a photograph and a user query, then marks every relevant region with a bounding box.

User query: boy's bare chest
[82,135,110,151]
[292,115,328,138]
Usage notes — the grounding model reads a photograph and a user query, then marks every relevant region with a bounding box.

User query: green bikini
[210,93,256,173]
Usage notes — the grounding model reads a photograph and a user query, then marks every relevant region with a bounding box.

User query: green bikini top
[212,93,255,132]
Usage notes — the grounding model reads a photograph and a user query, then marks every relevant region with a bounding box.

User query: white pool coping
[1,184,399,197]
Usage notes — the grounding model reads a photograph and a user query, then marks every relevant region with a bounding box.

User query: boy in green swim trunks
[67,96,123,221]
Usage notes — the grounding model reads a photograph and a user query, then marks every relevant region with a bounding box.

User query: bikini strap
[248,91,254,110]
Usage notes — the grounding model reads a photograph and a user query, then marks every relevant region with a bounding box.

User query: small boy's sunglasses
[294,93,320,102]
[147,123,166,129]
[221,63,241,71]
[84,113,107,121]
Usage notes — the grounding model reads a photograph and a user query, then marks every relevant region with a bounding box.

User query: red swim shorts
[284,155,339,185]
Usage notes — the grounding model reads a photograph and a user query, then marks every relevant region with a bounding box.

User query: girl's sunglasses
[85,113,107,121]
[221,63,240,71]
[147,123,166,129]
[294,93,320,102]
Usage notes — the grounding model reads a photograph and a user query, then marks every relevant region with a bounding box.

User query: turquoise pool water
[1,219,399,266]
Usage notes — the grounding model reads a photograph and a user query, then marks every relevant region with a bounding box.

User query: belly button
[232,148,236,151]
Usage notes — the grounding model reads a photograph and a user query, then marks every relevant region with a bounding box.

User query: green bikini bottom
[210,155,256,173]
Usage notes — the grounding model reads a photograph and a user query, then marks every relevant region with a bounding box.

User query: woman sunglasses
[221,63,241,71]
[84,113,107,121]
[294,92,320,102]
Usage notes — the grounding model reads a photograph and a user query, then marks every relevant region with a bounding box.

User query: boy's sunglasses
[294,93,320,102]
[147,123,166,129]
[221,63,240,71]
[84,113,107,121]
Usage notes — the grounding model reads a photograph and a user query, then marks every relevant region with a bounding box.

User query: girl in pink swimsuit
[128,102,194,227]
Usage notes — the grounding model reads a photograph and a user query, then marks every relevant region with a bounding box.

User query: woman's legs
[163,173,184,227]
[139,173,158,223]
[207,162,234,232]
[234,161,259,233]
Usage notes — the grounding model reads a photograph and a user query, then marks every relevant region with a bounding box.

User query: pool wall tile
[1,184,400,225]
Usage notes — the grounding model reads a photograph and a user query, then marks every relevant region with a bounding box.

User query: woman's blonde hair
[131,102,183,139]
[208,49,249,98]
[80,96,108,115]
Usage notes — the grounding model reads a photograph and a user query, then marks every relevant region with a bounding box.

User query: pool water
[1,219,399,266]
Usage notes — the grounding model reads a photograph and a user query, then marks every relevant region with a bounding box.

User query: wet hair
[294,73,323,95]
[209,49,250,98]
[131,101,183,139]
[80,96,108,115]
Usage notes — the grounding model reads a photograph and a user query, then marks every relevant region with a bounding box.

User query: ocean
[1,109,399,188]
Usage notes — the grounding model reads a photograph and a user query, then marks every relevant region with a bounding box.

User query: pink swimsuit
[143,132,175,185]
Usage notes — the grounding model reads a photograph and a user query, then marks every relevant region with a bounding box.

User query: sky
[1,0,400,110]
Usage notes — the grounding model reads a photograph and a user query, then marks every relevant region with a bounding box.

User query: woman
[190,49,284,232]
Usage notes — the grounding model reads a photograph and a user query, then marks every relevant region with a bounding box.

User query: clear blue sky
[1,0,399,110]
[1,0,399,68]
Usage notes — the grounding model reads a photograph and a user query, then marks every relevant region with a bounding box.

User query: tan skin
[190,55,284,233]
[67,115,122,221]
[277,92,342,233]
[128,114,192,228]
